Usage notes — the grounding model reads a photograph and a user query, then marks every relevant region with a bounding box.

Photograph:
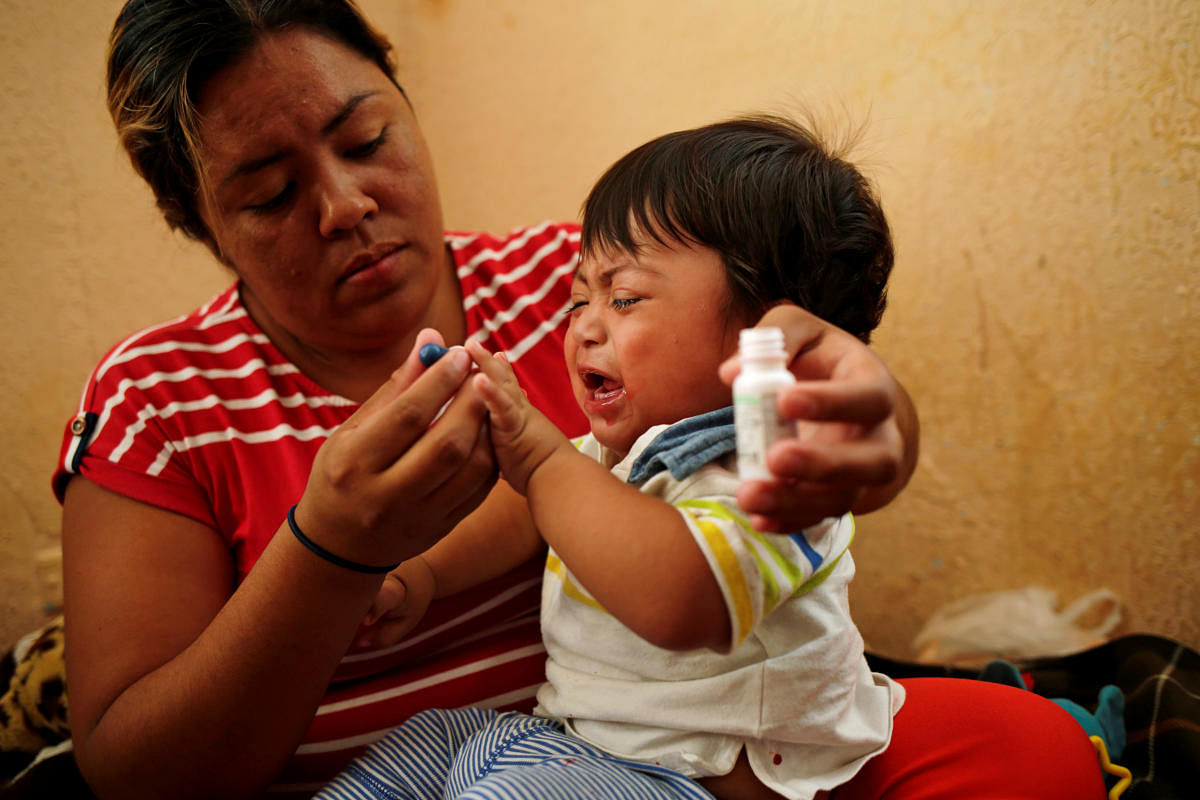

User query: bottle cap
[418,342,448,367]
[739,327,786,359]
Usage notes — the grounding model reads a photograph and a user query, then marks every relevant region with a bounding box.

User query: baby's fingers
[365,573,408,625]
[466,341,525,431]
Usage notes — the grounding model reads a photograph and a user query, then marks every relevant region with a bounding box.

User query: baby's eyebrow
[574,260,645,289]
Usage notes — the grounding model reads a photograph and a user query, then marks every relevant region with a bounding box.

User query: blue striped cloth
[316,708,715,800]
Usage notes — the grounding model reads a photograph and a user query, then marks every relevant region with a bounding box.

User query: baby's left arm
[466,341,731,651]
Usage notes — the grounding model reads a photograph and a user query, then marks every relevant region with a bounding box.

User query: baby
[332,113,898,800]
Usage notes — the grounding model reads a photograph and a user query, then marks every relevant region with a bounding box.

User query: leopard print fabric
[0,615,69,780]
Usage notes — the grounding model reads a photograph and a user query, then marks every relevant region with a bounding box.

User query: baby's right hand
[465,339,571,495]
[355,557,436,650]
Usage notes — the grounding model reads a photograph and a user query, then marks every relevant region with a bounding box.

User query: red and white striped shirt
[53,222,585,794]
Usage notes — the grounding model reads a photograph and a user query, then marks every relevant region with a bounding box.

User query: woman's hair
[106,0,399,248]
[581,114,893,342]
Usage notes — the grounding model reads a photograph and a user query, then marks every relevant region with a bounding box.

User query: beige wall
[2,0,1196,657]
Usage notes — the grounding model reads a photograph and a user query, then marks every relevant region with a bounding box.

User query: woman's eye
[347,129,388,158]
[246,183,294,214]
[612,297,642,310]
[565,300,588,314]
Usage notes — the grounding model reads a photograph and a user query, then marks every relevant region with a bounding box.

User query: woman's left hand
[719,303,919,532]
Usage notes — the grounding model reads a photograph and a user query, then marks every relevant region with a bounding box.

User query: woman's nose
[317,168,378,238]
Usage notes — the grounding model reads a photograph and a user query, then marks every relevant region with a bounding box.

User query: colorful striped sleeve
[674,498,853,650]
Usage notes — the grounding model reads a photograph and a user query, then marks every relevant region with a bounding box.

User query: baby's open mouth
[581,369,623,399]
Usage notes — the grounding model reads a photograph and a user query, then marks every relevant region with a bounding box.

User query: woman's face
[194,29,452,358]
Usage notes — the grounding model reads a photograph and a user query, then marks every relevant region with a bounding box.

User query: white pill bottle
[733,327,796,480]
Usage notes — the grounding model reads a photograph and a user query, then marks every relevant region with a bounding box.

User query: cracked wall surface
[2,0,1196,656]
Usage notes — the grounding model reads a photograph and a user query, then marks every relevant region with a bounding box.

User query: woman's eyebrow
[218,91,380,190]
[321,91,378,135]
[220,152,285,190]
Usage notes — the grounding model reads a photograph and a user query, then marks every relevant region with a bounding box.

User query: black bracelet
[286,504,400,574]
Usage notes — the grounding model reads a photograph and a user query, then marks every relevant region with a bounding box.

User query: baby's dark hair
[580,114,893,342]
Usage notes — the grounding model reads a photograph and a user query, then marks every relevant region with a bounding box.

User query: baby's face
[565,238,748,456]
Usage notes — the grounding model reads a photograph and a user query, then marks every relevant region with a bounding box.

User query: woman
[55,2,1095,799]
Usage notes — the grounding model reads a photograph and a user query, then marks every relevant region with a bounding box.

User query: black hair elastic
[287,504,399,574]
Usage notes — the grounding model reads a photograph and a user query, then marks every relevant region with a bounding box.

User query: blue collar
[627,407,736,484]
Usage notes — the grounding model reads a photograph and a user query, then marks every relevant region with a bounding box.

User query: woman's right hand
[294,329,499,568]
[63,329,498,799]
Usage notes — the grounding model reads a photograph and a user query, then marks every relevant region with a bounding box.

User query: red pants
[835,678,1107,799]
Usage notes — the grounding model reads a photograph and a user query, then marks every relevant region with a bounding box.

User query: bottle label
[734,391,794,480]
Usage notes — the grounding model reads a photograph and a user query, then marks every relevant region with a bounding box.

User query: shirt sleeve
[673,495,854,651]
[54,361,217,527]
